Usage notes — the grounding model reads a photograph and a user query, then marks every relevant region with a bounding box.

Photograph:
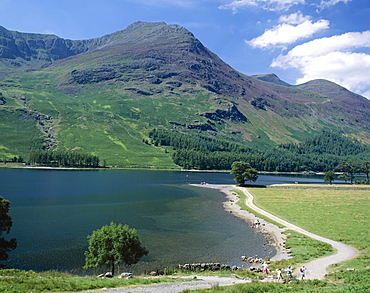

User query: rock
[104,272,113,278]
[118,272,133,279]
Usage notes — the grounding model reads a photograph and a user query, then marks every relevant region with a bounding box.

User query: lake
[0,169,328,274]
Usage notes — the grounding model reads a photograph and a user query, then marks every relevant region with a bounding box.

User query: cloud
[278,11,310,24]
[319,0,352,9]
[246,13,329,48]
[271,31,370,96]
[219,0,305,12]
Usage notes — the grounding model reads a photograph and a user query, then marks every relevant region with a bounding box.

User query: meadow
[248,187,369,270]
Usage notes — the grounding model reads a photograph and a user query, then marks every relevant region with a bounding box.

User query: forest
[149,129,370,173]
[28,149,100,168]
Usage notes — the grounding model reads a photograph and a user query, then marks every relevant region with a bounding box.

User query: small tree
[361,162,370,182]
[230,161,258,185]
[84,222,148,276]
[0,196,17,267]
[337,161,361,184]
[323,171,335,185]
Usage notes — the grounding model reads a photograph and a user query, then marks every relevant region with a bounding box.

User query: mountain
[252,73,291,87]
[0,21,369,168]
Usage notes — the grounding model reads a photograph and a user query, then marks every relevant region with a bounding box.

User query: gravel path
[238,187,358,280]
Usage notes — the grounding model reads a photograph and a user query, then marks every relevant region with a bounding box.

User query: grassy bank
[248,187,369,270]
[187,187,370,292]
[186,270,370,292]
[232,189,335,268]
[0,269,177,293]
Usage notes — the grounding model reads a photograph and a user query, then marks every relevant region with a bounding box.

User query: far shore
[0,164,335,176]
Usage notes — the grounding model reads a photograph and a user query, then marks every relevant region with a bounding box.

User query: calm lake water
[0,169,328,274]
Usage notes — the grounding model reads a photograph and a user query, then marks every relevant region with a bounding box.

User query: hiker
[299,266,306,280]
[276,268,284,282]
[262,262,269,277]
[286,266,293,281]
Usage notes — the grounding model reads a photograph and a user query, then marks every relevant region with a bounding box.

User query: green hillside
[0,22,369,169]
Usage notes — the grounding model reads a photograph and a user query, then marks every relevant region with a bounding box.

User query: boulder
[118,272,133,279]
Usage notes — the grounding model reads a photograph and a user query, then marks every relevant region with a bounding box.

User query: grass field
[0,269,177,293]
[247,187,369,270]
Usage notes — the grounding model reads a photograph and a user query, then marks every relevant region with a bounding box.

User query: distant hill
[0,22,369,168]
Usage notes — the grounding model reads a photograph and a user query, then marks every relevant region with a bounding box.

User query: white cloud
[246,14,329,48]
[271,31,370,97]
[362,90,370,100]
[219,0,305,12]
[278,11,310,24]
[319,0,352,9]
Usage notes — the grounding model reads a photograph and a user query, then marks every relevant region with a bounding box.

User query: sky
[1,0,370,99]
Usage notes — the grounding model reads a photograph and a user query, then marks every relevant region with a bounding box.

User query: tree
[323,171,335,185]
[361,162,370,182]
[0,197,17,267]
[84,222,148,276]
[230,161,258,185]
[337,161,361,184]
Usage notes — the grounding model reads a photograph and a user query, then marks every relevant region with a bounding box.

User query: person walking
[262,262,269,277]
[299,265,306,280]
[286,266,293,281]
[276,268,284,282]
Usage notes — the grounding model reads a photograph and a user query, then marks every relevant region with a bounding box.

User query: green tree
[230,161,258,185]
[0,196,17,267]
[361,162,370,182]
[84,222,148,276]
[324,171,335,185]
[337,161,361,184]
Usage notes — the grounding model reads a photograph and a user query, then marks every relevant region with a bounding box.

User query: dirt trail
[237,187,358,280]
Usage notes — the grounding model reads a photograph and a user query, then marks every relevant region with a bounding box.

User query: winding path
[237,187,358,280]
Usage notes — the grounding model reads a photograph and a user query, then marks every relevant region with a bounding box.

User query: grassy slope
[1,54,369,167]
[1,72,181,168]
[0,70,327,165]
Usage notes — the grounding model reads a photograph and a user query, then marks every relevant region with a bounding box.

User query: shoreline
[190,184,290,263]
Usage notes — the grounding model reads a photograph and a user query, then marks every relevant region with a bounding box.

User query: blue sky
[1,0,369,98]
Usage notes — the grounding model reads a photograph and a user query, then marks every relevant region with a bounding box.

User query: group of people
[262,262,306,282]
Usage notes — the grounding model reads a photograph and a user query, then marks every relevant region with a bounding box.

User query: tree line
[149,129,370,172]
[29,149,100,168]
[325,161,370,184]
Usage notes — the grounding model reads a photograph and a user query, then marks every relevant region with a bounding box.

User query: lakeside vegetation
[28,149,100,168]
[0,269,177,293]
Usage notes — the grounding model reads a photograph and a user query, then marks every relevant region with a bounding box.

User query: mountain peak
[252,73,291,86]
